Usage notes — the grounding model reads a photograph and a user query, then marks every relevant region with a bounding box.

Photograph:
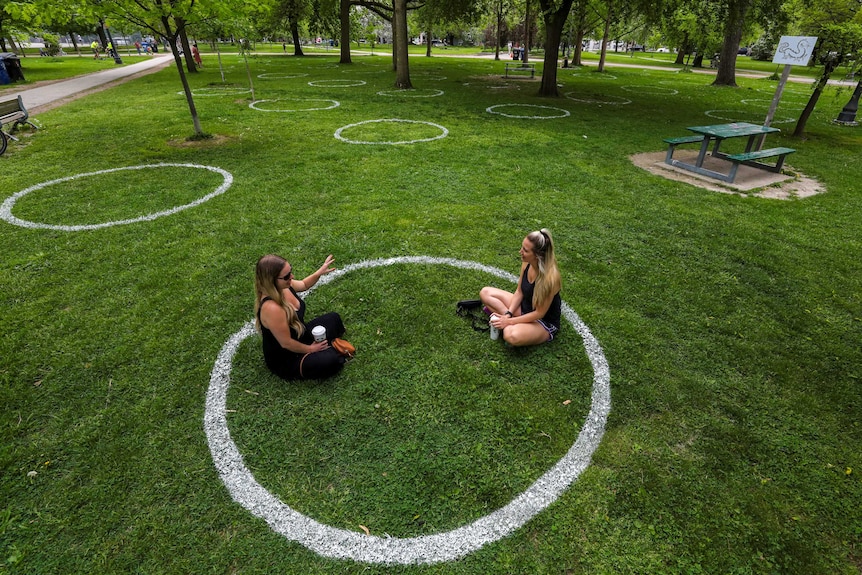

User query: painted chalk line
[0,164,233,232]
[377,89,444,98]
[249,98,340,112]
[204,255,610,565]
[334,119,449,145]
[308,79,366,87]
[705,109,795,124]
[564,92,631,105]
[486,104,570,119]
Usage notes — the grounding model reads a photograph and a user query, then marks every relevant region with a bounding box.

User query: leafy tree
[790,0,862,136]
[90,0,243,137]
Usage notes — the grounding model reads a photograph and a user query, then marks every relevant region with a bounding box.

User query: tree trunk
[692,53,704,68]
[793,60,837,137]
[339,0,352,63]
[713,0,748,86]
[176,18,196,73]
[393,0,412,87]
[597,2,612,72]
[426,28,432,56]
[538,0,574,96]
[495,0,503,61]
[523,0,530,63]
[572,4,586,66]
[291,21,304,56]
[162,17,203,137]
[392,16,398,70]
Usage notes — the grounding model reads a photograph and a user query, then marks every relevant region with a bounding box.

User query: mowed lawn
[1,53,860,574]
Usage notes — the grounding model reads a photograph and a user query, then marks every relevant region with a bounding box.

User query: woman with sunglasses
[479,229,562,346]
[255,254,347,380]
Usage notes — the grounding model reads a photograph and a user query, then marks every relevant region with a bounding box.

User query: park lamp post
[100,18,123,64]
[834,80,862,126]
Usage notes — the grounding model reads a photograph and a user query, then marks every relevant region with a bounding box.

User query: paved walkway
[15,54,173,112]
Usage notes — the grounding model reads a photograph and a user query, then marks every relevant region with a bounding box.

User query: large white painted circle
[377,88,444,98]
[705,109,794,124]
[0,163,233,231]
[308,79,366,87]
[564,91,631,105]
[249,98,340,112]
[334,119,449,145]
[486,104,570,119]
[204,255,611,565]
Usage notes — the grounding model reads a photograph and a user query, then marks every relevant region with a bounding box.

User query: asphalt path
[14,54,173,112]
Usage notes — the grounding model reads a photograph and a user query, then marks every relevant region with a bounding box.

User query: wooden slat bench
[505,63,536,79]
[0,95,38,143]
[726,147,796,182]
[663,135,705,163]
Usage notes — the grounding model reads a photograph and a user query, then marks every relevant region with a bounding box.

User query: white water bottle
[489,314,500,340]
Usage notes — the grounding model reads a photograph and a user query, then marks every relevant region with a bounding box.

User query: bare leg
[503,322,551,346]
[480,286,512,315]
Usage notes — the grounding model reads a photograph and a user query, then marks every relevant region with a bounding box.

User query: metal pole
[758,64,791,150]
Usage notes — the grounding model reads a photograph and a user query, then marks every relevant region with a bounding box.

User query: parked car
[738,46,751,55]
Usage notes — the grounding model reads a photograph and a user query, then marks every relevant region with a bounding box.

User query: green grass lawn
[1,53,860,574]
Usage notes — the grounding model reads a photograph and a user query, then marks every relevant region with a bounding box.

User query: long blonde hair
[254,254,305,337]
[526,229,561,309]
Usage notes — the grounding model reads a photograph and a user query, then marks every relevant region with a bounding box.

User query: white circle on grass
[377,89,444,98]
[0,164,233,232]
[308,79,366,87]
[486,104,570,119]
[334,119,448,145]
[571,71,617,80]
[204,255,611,565]
[249,98,340,112]
[180,87,251,96]
[564,92,631,105]
[705,109,794,124]
[621,85,678,95]
[257,72,309,79]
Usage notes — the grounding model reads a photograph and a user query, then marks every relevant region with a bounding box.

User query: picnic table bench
[664,122,795,183]
[505,63,536,79]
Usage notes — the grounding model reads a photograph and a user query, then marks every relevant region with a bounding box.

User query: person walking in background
[91,40,100,59]
[192,44,202,67]
[480,229,562,346]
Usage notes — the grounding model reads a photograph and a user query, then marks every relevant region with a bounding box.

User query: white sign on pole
[772,36,818,66]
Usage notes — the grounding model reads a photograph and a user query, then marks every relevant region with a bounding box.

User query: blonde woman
[255,254,346,380]
[480,229,562,346]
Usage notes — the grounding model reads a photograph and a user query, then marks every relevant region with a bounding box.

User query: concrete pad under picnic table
[631,150,824,199]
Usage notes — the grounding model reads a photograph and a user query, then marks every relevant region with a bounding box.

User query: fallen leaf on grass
[359,525,370,535]
[562,399,572,405]
[244,389,259,396]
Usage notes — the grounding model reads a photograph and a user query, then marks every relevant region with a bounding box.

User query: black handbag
[456,299,489,332]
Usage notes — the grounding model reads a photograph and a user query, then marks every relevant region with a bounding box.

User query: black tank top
[519,264,561,329]
[258,290,307,377]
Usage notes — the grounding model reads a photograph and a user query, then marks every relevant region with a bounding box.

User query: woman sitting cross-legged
[480,229,562,346]
[255,253,347,380]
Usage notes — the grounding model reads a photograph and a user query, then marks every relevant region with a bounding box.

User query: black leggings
[296,312,346,380]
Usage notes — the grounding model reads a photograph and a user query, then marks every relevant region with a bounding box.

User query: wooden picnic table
[666,122,785,183]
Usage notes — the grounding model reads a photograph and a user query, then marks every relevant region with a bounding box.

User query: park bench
[0,95,38,143]
[725,147,796,182]
[505,63,536,79]
[663,135,705,163]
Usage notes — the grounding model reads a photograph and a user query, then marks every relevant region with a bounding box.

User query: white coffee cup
[489,314,500,340]
[312,325,327,342]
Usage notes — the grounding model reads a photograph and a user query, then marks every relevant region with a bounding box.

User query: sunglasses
[278,268,292,281]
